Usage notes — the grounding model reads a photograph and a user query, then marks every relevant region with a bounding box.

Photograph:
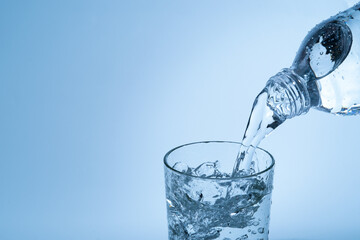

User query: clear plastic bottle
[233,3,360,175]
[267,3,360,120]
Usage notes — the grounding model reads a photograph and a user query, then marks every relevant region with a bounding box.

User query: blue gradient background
[1,0,360,239]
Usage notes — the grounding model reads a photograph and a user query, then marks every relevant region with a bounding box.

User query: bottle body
[267,3,360,118]
[233,3,360,176]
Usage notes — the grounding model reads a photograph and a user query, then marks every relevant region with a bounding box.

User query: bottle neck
[265,68,311,120]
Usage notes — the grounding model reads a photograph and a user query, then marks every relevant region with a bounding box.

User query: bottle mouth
[266,68,311,120]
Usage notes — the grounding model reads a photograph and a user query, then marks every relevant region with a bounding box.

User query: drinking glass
[164,141,275,240]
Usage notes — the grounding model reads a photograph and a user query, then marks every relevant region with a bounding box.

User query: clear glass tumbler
[164,141,275,240]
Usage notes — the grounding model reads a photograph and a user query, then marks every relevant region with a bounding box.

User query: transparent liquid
[233,4,360,176]
[232,91,283,176]
[166,161,273,240]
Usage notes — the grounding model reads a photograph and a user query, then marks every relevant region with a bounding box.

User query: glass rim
[163,140,275,180]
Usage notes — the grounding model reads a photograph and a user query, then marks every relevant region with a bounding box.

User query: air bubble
[238,234,248,240]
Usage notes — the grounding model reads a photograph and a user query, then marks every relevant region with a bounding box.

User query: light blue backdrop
[1,0,360,239]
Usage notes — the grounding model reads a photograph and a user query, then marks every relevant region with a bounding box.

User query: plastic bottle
[232,3,360,175]
[266,3,360,120]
